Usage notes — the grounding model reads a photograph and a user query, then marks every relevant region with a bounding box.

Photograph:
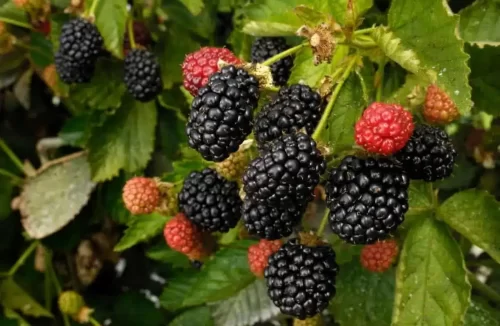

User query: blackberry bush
[2,1,493,326]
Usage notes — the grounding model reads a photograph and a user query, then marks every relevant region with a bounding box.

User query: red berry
[423,84,459,124]
[360,239,399,273]
[355,102,414,155]
[248,239,282,278]
[164,213,203,255]
[182,47,241,96]
[122,177,160,215]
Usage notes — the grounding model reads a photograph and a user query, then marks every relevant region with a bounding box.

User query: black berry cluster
[254,84,323,146]
[55,18,103,84]
[251,37,294,86]
[394,124,456,182]
[186,65,260,162]
[124,49,163,102]
[265,238,338,319]
[178,168,242,232]
[326,156,409,244]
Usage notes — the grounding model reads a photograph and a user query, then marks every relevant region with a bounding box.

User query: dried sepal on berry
[293,314,324,326]
[423,84,459,124]
[297,20,340,65]
[156,180,178,216]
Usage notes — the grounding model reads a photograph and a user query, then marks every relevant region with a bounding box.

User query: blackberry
[242,198,305,240]
[186,65,260,162]
[326,156,409,244]
[124,49,163,102]
[265,238,338,319]
[55,18,103,84]
[243,132,326,208]
[394,125,456,181]
[178,168,242,232]
[254,84,322,146]
[252,37,294,86]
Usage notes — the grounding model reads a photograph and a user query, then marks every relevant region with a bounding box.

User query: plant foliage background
[0,0,499,325]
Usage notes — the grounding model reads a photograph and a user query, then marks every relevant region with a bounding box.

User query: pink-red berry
[360,239,399,273]
[122,177,160,215]
[355,102,414,155]
[182,47,241,96]
[248,239,282,278]
[163,213,203,256]
[423,84,459,124]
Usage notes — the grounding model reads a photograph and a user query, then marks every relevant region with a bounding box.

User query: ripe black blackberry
[394,125,456,182]
[55,18,103,84]
[243,132,325,208]
[242,199,305,240]
[326,156,409,245]
[186,65,260,162]
[178,168,242,232]
[254,84,323,146]
[124,49,163,102]
[265,238,338,319]
[251,37,294,86]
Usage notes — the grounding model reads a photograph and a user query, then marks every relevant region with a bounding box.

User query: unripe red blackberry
[163,213,203,255]
[247,239,282,278]
[122,177,160,215]
[182,47,241,96]
[360,239,399,273]
[423,84,459,124]
[215,149,249,181]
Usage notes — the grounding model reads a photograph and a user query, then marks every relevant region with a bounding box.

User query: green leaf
[438,189,500,264]
[0,2,30,29]
[289,47,335,88]
[92,0,127,59]
[241,0,372,36]
[160,247,255,310]
[88,98,157,182]
[146,242,191,269]
[169,306,213,326]
[464,297,500,326]
[467,44,500,116]
[101,174,132,225]
[114,213,170,251]
[459,0,500,46]
[321,72,367,153]
[408,181,434,214]
[392,218,471,326]
[179,0,204,16]
[228,29,254,62]
[329,261,394,326]
[30,32,53,68]
[69,58,126,110]
[112,292,165,326]
[388,0,473,115]
[327,234,361,265]
[20,153,95,239]
[156,26,201,89]
[4,307,30,326]
[0,278,53,318]
[162,1,215,40]
[211,279,280,326]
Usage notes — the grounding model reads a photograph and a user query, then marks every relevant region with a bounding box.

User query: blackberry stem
[0,18,33,30]
[375,59,386,101]
[316,208,330,237]
[467,270,500,304]
[0,168,23,185]
[89,317,102,326]
[7,241,38,276]
[312,56,358,141]
[127,17,137,49]
[88,0,101,18]
[261,43,307,66]
[0,138,25,174]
